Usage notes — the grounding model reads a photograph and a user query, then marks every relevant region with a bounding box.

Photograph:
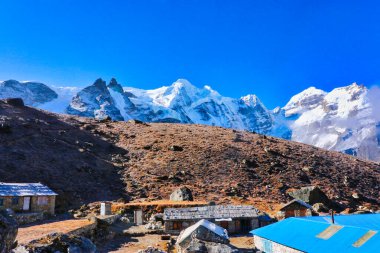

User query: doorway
[23,197,31,211]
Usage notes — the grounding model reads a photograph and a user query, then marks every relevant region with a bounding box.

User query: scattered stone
[13,233,97,253]
[145,213,164,230]
[170,186,193,201]
[168,145,183,151]
[0,123,12,134]
[352,192,361,199]
[137,246,166,253]
[3,98,24,107]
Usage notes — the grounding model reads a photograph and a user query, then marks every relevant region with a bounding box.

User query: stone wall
[0,195,55,215]
[15,212,44,225]
[254,235,304,253]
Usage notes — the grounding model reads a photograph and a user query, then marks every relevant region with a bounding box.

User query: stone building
[277,199,314,219]
[164,205,270,235]
[0,183,57,215]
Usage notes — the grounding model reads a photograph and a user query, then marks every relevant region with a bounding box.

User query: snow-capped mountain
[1,78,379,161]
[66,78,274,133]
[281,83,380,161]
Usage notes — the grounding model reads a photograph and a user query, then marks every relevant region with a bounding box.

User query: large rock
[170,186,193,201]
[182,239,238,253]
[288,186,330,206]
[0,209,18,253]
[14,233,97,253]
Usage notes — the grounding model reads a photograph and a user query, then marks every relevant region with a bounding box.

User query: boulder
[14,233,97,253]
[312,202,329,213]
[3,98,24,107]
[0,209,18,253]
[170,186,193,201]
[169,145,183,151]
[182,239,238,253]
[288,186,330,206]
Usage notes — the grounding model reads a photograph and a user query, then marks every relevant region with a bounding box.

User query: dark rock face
[0,210,18,253]
[170,186,193,201]
[289,186,331,206]
[3,98,25,107]
[14,233,97,253]
[0,80,57,106]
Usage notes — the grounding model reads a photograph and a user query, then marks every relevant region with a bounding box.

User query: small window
[37,196,49,205]
[12,197,19,205]
[0,198,3,206]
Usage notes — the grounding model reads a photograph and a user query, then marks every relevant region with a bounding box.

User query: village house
[0,183,57,215]
[277,199,314,219]
[251,214,380,253]
[164,205,271,235]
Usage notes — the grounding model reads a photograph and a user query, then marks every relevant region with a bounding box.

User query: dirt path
[17,218,93,244]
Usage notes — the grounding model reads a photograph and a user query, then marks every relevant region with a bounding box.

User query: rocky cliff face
[0,210,18,253]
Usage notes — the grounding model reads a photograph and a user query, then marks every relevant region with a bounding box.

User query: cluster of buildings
[1,182,379,252]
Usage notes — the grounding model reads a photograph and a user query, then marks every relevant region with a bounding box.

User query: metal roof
[298,214,380,231]
[250,217,380,253]
[0,183,57,196]
[164,205,260,221]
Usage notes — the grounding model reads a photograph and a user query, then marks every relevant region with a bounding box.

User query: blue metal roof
[0,183,57,196]
[250,217,380,253]
[297,214,380,231]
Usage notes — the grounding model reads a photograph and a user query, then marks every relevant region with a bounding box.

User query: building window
[12,197,19,205]
[37,196,49,205]
[0,198,3,206]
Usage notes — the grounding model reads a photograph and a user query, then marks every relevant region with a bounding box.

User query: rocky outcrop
[170,186,193,201]
[0,210,18,253]
[13,233,97,253]
[289,186,330,206]
[181,239,238,253]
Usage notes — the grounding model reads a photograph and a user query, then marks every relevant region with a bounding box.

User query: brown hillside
[0,101,379,212]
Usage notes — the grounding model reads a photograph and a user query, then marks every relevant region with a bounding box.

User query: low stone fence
[68,214,121,238]
[15,212,44,225]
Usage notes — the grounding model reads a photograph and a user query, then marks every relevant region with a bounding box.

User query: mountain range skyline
[1,77,380,162]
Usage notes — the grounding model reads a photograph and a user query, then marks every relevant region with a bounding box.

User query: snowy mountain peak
[241,94,261,107]
[107,78,124,93]
[283,86,327,116]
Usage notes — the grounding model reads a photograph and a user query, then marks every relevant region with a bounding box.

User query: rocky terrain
[0,99,379,213]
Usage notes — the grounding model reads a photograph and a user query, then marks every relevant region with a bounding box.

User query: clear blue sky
[1,0,380,108]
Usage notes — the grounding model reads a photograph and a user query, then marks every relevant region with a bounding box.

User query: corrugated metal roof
[164,205,260,221]
[298,214,380,231]
[250,217,380,253]
[0,183,57,196]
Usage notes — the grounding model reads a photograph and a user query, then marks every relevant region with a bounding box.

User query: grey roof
[164,205,260,221]
[0,183,57,196]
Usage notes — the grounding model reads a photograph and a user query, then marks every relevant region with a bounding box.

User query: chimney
[329,209,335,224]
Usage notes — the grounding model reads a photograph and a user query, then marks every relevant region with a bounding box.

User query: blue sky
[0,0,379,108]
